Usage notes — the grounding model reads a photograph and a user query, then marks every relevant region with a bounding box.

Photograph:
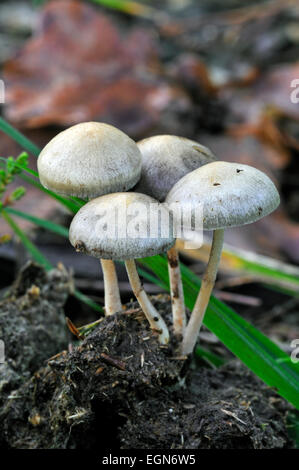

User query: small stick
[47,351,67,362]
[100,353,126,371]
[66,317,83,340]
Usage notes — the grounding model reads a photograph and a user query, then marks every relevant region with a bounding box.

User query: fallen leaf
[3,0,188,137]
[199,133,281,177]
[221,63,299,124]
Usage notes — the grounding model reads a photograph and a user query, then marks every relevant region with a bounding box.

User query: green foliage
[0,152,29,209]
[1,209,52,270]
[5,207,69,238]
[195,345,226,367]
[89,0,153,17]
[0,118,40,157]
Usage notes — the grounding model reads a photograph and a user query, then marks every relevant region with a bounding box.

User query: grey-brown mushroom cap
[165,161,280,230]
[69,192,175,260]
[37,122,142,199]
[134,135,217,201]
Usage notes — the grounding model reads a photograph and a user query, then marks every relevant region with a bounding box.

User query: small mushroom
[37,122,142,316]
[69,192,175,344]
[135,135,216,202]
[166,161,280,355]
[135,135,216,338]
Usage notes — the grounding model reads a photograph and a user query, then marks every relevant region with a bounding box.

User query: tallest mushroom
[166,161,280,355]
[37,122,142,316]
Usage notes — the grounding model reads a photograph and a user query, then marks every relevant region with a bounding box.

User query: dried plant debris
[0,289,293,449]
[0,262,70,404]
[0,306,181,449]
[220,63,299,127]
[3,0,189,137]
[159,0,299,74]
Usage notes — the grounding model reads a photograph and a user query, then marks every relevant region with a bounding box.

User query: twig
[66,317,83,340]
[100,353,126,371]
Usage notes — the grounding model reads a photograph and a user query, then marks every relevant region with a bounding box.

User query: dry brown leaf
[221,63,299,124]
[3,0,188,137]
[199,133,282,177]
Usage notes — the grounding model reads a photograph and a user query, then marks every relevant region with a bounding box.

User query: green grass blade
[139,254,299,409]
[1,209,102,313]
[179,241,299,294]
[0,152,84,213]
[0,117,40,157]
[5,207,69,238]
[73,290,102,313]
[19,173,80,214]
[89,0,154,17]
[1,209,52,270]
[16,164,85,209]
[195,345,226,367]
[135,264,166,290]
[223,245,299,293]
[0,157,83,213]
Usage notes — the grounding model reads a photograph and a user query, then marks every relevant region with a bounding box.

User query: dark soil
[0,262,294,449]
[0,262,70,407]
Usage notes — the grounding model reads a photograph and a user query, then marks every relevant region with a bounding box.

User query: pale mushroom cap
[69,192,175,260]
[134,135,217,201]
[166,161,280,230]
[37,122,142,199]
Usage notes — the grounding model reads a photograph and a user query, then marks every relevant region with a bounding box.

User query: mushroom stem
[181,229,224,355]
[167,245,186,337]
[125,259,170,345]
[100,259,122,316]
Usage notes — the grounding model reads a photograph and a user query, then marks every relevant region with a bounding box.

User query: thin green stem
[1,209,52,270]
[0,117,40,157]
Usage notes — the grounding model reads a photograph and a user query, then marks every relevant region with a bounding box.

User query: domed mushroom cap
[37,122,142,199]
[69,192,175,260]
[166,161,280,230]
[134,135,217,201]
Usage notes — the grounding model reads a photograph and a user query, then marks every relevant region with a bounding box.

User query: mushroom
[134,135,216,337]
[135,135,216,202]
[166,161,280,355]
[69,192,175,344]
[37,122,142,316]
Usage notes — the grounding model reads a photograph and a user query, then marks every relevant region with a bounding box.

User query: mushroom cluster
[38,123,280,355]
[135,135,217,338]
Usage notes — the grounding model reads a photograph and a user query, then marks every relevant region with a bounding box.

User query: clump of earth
[0,263,293,449]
